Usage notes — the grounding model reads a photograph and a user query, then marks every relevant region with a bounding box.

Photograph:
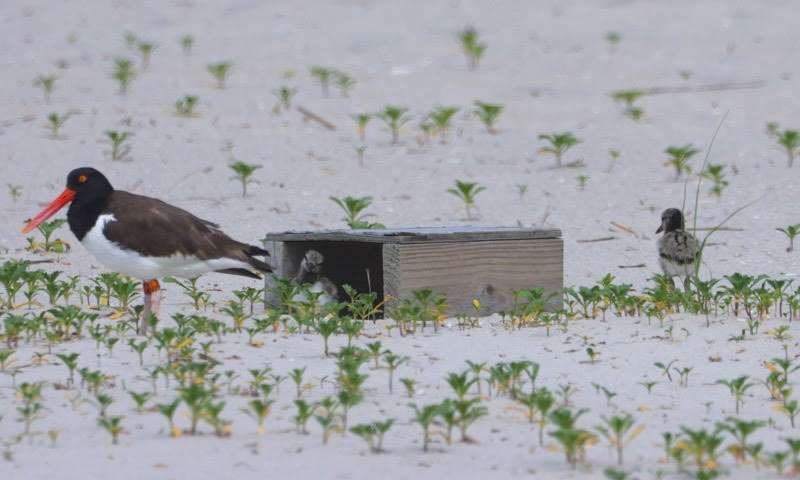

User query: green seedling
[16,381,45,437]
[765,121,781,137]
[676,426,725,473]
[700,164,728,201]
[340,317,363,346]
[715,375,754,415]
[538,132,581,168]
[207,61,232,89]
[314,315,339,356]
[445,370,476,401]
[293,399,314,434]
[180,35,194,55]
[44,112,70,139]
[595,414,644,466]
[607,149,621,173]
[377,105,412,144]
[309,66,334,97]
[123,31,138,49]
[410,403,441,452]
[638,381,657,395]
[175,95,199,117]
[603,469,631,480]
[26,218,71,253]
[34,74,57,104]
[112,58,135,94]
[664,144,700,181]
[329,195,384,229]
[334,71,356,97]
[611,90,645,120]
[716,417,764,463]
[354,144,367,167]
[137,41,158,70]
[272,86,297,113]
[447,179,486,221]
[400,377,418,397]
[93,393,115,418]
[8,183,22,203]
[675,366,693,387]
[104,130,132,162]
[128,391,151,414]
[163,276,209,310]
[178,383,214,435]
[243,399,275,435]
[549,406,595,470]
[155,398,181,437]
[473,101,503,134]
[654,360,676,382]
[337,389,363,431]
[452,398,487,442]
[430,105,459,141]
[515,183,528,202]
[775,129,800,167]
[458,26,486,70]
[55,352,79,387]
[776,400,800,428]
[776,223,800,252]
[314,396,342,444]
[350,419,394,453]
[98,415,126,445]
[605,31,622,52]
[349,113,372,142]
[289,367,308,398]
[228,161,261,197]
[0,350,17,372]
[577,175,590,191]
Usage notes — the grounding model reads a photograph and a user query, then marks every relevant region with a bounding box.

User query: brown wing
[102,191,269,271]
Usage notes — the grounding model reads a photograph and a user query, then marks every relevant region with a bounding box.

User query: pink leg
[140,279,161,335]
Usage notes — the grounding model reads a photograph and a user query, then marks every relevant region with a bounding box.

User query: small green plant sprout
[349,113,372,142]
[679,70,692,81]
[243,398,275,435]
[123,31,138,49]
[595,414,645,466]
[44,112,70,139]
[638,381,657,394]
[700,164,729,201]
[430,105,460,142]
[654,360,676,382]
[207,61,232,89]
[175,95,199,117]
[775,129,800,167]
[775,400,800,428]
[606,149,621,173]
[98,415,126,445]
[776,223,800,252]
[605,31,622,52]
[228,161,262,197]
[538,132,581,168]
[675,366,693,387]
[549,406,596,470]
[33,74,57,104]
[585,345,599,364]
[400,377,418,397]
[104,130,132,162]
[383,352,409,394]
[111,57,135,94]
[410,403,442,452]
[355,144,367,167]
[128,391,151,414]
[663,144,700,180]
[7,184,22,203]
[447,180,486,221]
[329,195,384,229]
[180,35,194,55]
[136,40,158,70]
[334,71,356,97]
[515,183,528,203]
[377,105,412,144]
[350,419,395,453]
[715,375,754,415]
[55,352,80,387]
[577,175,590,191]
[473,101,503,134]
[765,121,781,137]
[0,350,17,372]
[458,26,487,71]
[272,86,298,113]
[611,89,645,120]
[308,66,334,97]
[26,218,71,253]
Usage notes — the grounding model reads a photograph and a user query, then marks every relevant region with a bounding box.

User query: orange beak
[21,188,76,234]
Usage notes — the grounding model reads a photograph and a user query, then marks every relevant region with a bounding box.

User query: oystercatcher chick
[22,167,272,334]
[292,249,338,305]
[656,208,699,290]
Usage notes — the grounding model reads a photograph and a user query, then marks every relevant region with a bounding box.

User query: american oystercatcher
[656,208,699,290]
[292,249,338,305]
[22,167,272,333]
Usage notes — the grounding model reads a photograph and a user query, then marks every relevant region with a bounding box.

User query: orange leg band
[143,279,161,294]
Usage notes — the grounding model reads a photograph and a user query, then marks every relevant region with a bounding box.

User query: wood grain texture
[383,238,563,316]
[264,226,561,244]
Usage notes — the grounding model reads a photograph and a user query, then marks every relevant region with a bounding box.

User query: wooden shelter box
[262,226,563,316]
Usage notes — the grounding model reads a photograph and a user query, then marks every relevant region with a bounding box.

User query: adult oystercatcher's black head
[656,208,685,234]
[22,167,113,238]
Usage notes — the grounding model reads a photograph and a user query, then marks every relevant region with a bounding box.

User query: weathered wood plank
[265,226,561,244]
[384,238,563,316]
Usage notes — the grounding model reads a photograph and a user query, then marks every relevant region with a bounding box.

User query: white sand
[0,1,799,478]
